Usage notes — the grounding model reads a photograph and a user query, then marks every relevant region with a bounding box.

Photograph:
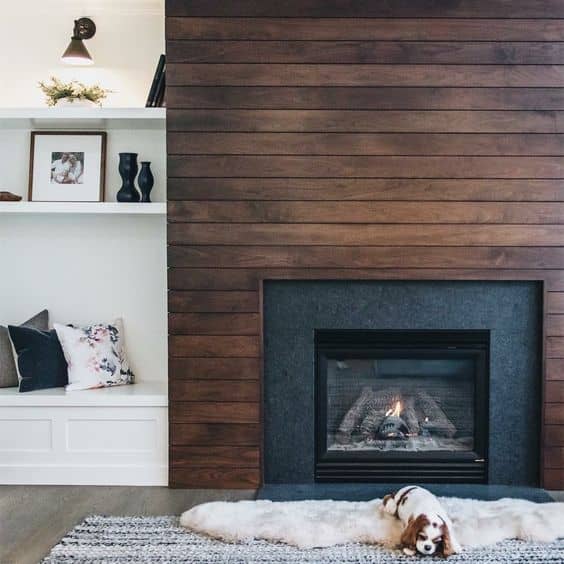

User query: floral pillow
[54,319,134,391]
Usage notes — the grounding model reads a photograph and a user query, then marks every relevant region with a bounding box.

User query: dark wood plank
[169,313,260,335]
[168,267,559,290]
[546,404,564,424]
[167,41,564,65]
[547,316,564,337]
[169,223,564,247]
[168,202,564,224]
[546,381,564,403]
[168,133,564,157]
[166,1,564,18]
[170,380,260,402]
[547,337,564,358]
[547,359,564,380]
[170,402,260,423]
[168,110,564,133]
[169,291,259,312]
[169,64,564,88]
[543,468,564,489]
[545,425,564,445]
[170,446,260,467]
[169,357,260,380]
[168,155,564,179]
[169,335,260,357]
[171,423,260,446]
[548,292,564,313]
[544,447,564,468]
[170,467,260,489]
[169,268,259,290]
[168,245,564,269]
[166,18,564,41]
[168,179,564,202]
[167,87,564,110]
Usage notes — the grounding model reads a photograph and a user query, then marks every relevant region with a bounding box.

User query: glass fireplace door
[315,330,489,482]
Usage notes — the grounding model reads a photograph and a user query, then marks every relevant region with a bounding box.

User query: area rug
[43,515,564,563]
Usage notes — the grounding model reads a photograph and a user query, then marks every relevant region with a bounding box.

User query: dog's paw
[403,547,416,556]
[382,494,397,515]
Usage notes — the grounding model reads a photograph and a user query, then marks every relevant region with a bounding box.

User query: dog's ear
[439,522,455,557]
[400,514,428,550]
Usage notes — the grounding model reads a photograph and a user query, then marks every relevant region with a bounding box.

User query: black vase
[138,161,154,203]
[116,153,140,202]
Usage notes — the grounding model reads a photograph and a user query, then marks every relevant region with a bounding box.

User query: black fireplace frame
[315,329,490,483]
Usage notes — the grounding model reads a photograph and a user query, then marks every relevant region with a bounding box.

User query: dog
[381,486,462,557]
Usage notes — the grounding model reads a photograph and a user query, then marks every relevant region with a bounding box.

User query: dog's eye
[435,538,442,543]
[418,533,427,540]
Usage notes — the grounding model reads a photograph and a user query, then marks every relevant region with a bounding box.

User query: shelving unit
[0,201,166,215]
[0,106,168,485]
[0,107,166,130]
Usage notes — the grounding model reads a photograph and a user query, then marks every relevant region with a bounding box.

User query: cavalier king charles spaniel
[382,486,462,557]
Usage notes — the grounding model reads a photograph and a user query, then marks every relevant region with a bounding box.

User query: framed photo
[29,131,106,202]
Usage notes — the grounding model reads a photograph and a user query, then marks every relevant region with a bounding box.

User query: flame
[385,400,402,418]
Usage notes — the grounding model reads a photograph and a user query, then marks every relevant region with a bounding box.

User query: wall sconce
[61,18,96,65]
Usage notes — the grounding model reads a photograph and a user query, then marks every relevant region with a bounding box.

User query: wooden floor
[1,486,562,564]
[0,486,255,564]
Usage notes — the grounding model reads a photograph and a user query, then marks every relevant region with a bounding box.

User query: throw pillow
[8,326,68,392]
[0,310,49,388]
[54,319,134,391]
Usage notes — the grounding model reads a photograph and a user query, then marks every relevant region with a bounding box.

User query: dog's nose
[424,544,432,551]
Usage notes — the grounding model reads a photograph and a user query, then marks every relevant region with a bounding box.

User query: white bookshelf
[0,201,166,215]
[0,107,166,130]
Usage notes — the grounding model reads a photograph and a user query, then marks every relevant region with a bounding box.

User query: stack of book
[146,54,166,107]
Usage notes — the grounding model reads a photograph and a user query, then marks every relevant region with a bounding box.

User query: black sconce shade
[61,18,96,65]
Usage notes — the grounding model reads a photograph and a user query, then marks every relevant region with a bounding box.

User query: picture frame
[28,131,107,202]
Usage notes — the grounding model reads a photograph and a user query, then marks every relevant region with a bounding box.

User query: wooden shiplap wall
[166,0,564,489]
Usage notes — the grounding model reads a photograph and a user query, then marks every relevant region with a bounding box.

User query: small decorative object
[29,131,106,202]
[0,191,22,201]
[138,161,154,202]
[38,77,110,107]
[54,319,134,391]
[116,153,140,202]
[61,17,96,65]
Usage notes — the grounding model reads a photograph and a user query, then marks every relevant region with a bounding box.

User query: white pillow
[54,319,134,391]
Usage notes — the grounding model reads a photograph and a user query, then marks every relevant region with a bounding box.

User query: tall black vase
[116,153,140,202]
[138,161,154,203]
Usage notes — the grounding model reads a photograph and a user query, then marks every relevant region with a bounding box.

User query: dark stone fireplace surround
[263,280,542,486]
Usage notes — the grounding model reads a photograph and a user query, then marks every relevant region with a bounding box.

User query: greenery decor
[38,77,110,107]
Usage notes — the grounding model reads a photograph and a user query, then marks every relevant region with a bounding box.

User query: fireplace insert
[315,330,489,482]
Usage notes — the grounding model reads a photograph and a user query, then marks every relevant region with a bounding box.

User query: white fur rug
[181,497,564,550]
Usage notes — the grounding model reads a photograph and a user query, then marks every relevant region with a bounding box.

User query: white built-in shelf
[0,202,166,215]
[0,107,166,130]
[0,381,168,407]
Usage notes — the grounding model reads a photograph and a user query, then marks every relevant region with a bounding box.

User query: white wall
[0,215,167,382]
[0,1,167,384]
[0,0,164,107]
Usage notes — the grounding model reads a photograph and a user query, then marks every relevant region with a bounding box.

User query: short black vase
[116,153,140,202]
[138,161,154,203]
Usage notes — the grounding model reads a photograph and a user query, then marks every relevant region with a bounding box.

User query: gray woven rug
[43,515,564,563]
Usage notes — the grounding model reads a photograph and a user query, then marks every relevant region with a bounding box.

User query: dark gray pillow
[0,310,49,388]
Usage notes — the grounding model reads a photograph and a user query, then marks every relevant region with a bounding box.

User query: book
[154,61,166,107]
[146,54,165,108]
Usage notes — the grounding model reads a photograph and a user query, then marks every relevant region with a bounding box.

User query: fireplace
[263,280,541,486]
[315,330,489,483]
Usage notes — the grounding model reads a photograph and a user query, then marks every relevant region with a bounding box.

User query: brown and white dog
[382,486,462,557]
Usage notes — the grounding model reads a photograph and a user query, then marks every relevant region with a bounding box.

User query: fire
[385,400,402,418]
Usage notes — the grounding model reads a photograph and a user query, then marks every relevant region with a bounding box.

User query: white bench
[0,382,168,485]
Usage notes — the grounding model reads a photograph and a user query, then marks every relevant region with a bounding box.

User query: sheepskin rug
[180,497,564,550]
